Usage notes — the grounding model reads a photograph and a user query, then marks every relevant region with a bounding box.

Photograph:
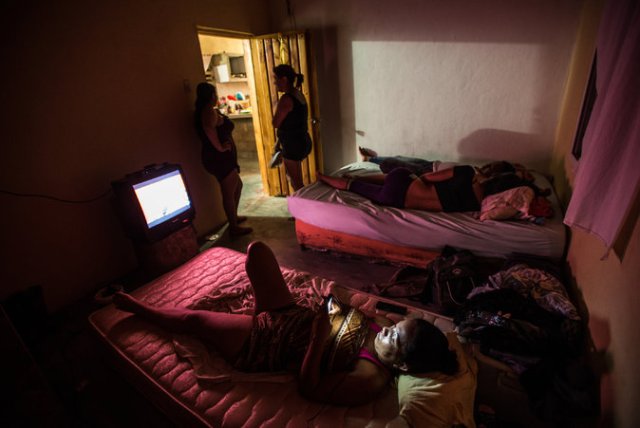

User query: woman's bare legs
[244,241,295,313]
[112,242,295,360]
[284,158,305,191]
[220,169,252,236]
[235,176,247,223]
[113,292,252,361]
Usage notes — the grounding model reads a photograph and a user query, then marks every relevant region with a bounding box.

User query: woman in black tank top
[194,82,252,237]
[272,64,312,191]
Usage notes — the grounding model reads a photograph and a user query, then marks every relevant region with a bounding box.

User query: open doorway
[196,33,290,217]
[196,29,321,220]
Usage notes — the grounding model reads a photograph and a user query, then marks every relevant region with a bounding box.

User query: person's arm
[372,315,394,327]
[202,109,231,152]
[298,309,332,396]
[298,312,389,406]
[300,359,389,405]
[418,167,455,183]
[272,94,294,128]
[341,173,386,184]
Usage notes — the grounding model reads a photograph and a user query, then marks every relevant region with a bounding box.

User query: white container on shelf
[213,64,230,83]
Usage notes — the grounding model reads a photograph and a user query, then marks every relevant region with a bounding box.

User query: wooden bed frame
[295,219,441,268]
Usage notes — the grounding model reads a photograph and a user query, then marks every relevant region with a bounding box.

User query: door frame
[195,27,322,197]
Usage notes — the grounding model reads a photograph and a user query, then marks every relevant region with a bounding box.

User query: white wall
[271,0,582,172]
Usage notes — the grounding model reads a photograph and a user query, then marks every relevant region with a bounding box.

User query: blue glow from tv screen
[133,170,191,229]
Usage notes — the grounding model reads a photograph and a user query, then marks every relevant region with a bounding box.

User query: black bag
[422,247,478,315]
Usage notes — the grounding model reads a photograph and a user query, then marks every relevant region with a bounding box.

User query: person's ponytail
[274,64,304,90]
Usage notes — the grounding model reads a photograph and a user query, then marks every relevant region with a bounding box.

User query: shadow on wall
[457,129,550,171]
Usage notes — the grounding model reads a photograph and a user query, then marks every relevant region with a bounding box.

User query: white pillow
[396,333,478,428]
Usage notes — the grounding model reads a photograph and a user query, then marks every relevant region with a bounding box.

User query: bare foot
[358,146,378,161]
[113,292,143,313]
[230,225,253,237]
[317,173,350,190]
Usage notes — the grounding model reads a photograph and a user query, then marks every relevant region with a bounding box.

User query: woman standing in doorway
[272,64,313,191]
[194,82,252,237]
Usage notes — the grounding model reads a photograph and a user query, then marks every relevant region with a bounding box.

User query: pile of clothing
[454,257,597,423]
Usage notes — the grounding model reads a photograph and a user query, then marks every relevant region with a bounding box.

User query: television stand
[133,224,198,280]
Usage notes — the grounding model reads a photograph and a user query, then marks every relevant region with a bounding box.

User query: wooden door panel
[250,32,319,196]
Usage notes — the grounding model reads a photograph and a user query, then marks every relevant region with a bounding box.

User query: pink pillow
[479,186,534,221]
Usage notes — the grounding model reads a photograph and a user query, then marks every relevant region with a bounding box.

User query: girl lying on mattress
[318,161,547,213]
[358,146,536,180]
[113,241,457,407]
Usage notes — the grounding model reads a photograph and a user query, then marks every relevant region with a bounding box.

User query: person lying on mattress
[318,162,547,213]
[112,241,458,407]
[358,146,442,175]
[359,146,536,182]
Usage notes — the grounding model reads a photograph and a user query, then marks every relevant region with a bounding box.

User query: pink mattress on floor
[89,246,455,428]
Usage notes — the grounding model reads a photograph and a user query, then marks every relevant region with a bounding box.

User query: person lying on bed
[112,241,458,406]
[358,146,441,175]
[319,163,547,213]
[319,165,484,212]
[359,146,538,183]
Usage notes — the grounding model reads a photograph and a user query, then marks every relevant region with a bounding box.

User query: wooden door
[250,32,321,196]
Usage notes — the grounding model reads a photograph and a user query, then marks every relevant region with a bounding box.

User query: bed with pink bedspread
[89,246,456,428]
[287,162,567,266]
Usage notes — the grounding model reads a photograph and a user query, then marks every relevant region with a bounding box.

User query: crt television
[112,163,195,243]
[229,55,246,78]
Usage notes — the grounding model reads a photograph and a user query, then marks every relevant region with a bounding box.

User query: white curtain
[563,0,640,257]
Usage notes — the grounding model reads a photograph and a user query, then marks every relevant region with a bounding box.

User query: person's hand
[311,308,332,344]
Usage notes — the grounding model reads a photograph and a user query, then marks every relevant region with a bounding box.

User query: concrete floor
[209,158,405,297]
[237,159,291,218]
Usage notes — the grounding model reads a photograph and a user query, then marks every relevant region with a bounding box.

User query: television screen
[112,163,195,243]
[133,170,191,229]
[229,55,246,77]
